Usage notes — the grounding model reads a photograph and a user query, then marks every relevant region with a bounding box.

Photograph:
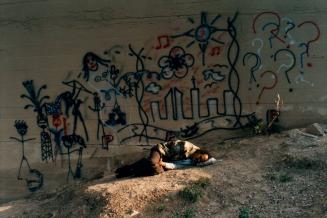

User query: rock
[129,210,140,217]
[304,123,325,137]
[287,129,318,139]
[288,129,304,138]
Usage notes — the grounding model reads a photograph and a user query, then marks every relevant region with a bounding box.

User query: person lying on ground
[115,140,216,178]
[160,150,218,170]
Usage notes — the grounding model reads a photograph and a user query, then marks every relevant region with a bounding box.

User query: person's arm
[160,159,194,170]
[160,160,176,170]
[196,157,218,166]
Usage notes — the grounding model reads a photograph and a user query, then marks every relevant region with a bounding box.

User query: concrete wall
[1,0,326,201]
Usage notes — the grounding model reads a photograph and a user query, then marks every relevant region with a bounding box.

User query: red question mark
[256,70,278,105]
[297,21,320,56]
[252,11,281,34]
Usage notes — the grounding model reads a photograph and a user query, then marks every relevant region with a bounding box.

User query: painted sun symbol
[171,12,226,65]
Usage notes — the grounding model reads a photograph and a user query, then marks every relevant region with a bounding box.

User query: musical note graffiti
[155,35,171,49]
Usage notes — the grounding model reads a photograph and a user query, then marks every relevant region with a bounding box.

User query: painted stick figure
[10,120,35,180]
[61,134,86,181]
[49,115,64,167]
[72,99,89,141]
[62,80,92,141]
[88,92,105,140]
[10,120,43,192]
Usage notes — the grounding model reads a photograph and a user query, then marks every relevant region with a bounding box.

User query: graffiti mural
[20,79,91,181]
[247,11,320,96]
[10,120,43,192]
[14,11,320,187]
[48,115,64,166]
[73,11,254,144]
[61,134,86,180]
[21,80,53,162]
[171,12,226,65]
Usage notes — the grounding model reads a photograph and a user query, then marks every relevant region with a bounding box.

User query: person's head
[189,149,211,163]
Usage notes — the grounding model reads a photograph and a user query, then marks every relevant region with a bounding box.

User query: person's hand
[159,159,166,167]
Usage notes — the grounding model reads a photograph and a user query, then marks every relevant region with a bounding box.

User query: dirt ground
[0,129,326,218]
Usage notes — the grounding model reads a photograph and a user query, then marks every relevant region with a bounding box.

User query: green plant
[156,204,166,213]
[263,172,277,181]
[173,208,195,218]
[254,121,265,135]
[278,173,292,183]
[182,208,195,218]
[179,186,202,203]
[239,207,250,218]
[264,171,293,183]
[282,156,322,170]
[194,177,210,188]
[178,177,210,203]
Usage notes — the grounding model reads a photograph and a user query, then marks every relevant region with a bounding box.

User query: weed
[264,172,292,183]
[282,156,322,170]
[182,208,195,218]
[238,207,260,218]
[173,208,195,218]
[263,172,277,181]
[178,177,210,203]
[239,207,250,218]
[179,186,202,203]
[194,177,210,188]
[156,204,166,213]
[278,173,292,183]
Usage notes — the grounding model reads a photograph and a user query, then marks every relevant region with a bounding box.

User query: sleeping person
[115,140,217,178]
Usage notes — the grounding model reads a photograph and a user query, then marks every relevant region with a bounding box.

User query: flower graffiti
[158,46,194,79]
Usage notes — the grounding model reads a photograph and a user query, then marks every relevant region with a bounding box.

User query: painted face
[86,55,98,71]
[52,115,62,128]
[17,126,27,136]
[14,120,28,136]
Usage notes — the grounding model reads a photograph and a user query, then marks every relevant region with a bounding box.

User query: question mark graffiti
[297,21,320,56]
[252,11,282,48]
[276,53,294,75]
[251,38,264,70]
[252,38,264,56]
[282,17,296,45]
[297,21,320,68]
[243,52,261,85]
[262,22,285,48]
[273,49,296,88]
[256,70,278,105]
[298,43,309,68]
[295,71,314,87]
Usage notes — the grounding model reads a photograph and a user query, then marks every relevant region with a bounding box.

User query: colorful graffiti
[248,11,320,98]
[73,11,255,144]
[14,11,320,187]
[20,80,91,181]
